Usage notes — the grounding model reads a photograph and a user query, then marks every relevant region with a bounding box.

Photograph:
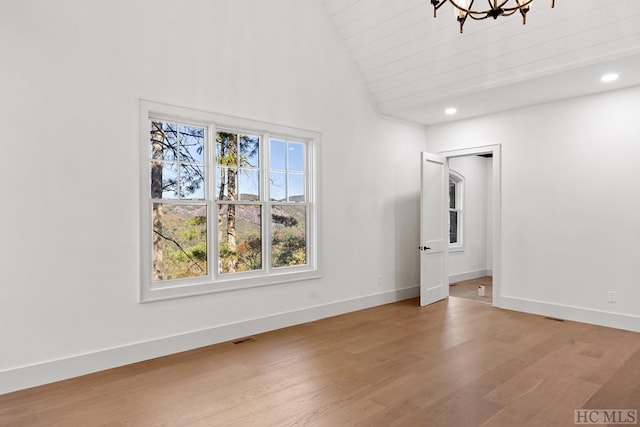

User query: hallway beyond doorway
[450,276,493,304]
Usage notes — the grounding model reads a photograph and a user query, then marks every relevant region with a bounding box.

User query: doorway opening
[441,145,501,307]
[447,154,493,304]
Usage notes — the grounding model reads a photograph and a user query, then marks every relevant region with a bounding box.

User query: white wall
[426,86,640,331]
[0,0,428,393]
[448,156,491,282]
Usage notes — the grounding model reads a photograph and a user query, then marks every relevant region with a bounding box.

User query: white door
[420,152,449,306]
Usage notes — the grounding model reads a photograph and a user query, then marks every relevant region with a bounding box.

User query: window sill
[140,268,322,303]
[449,245,464,253]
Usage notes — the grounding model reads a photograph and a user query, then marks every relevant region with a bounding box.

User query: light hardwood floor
[2,298,639,426]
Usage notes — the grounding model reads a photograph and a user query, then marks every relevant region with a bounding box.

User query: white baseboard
[0,286,419,396]
[499,296,640,333]
[449,269,492,283]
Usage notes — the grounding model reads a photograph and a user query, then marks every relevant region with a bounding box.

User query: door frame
[439,144,502,307]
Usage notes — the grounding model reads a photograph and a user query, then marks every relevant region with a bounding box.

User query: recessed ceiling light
[601,73,619,83]
[445,107,457,115]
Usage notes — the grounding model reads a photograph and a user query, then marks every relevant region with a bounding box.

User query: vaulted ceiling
[322,0,640,125]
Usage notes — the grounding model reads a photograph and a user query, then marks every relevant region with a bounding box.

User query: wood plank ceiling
[322,0,640,125]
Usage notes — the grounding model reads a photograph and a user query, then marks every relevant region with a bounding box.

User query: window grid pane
[287,173,305,202]
[178,125,205,163]
[449,179,456,209]
[218,204,263,274]
[239,134,260,169]
[216,166,237,201]
[150,120,205,201]
[238,168,260,201]
[152,203,207,281]
[270,172,286,202]
[287,142,305,172]
[272,205,307,268]
[216,132,238,166]
[270,139,287,170]
[217,132,261,202]
[449,210,458,244]
[269,138,307,203]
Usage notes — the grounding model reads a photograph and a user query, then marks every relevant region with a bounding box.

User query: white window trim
[449,170,464,252]
[139,100,322,302]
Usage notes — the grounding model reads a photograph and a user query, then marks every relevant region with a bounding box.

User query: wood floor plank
[483,376,599,427]
[1,297,640,426]
[582,347,640,412]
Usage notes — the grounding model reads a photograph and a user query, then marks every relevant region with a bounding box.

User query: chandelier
[430,0,556,33]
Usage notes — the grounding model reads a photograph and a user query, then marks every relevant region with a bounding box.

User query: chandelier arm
[501,0,534,12]
[500,9,519,16]
[493,0,510,11]
[449,0,533,15]
[449,0,491,15]
[465,13,494,20]
[433,1,448,12]
[465,9,514,19]
[431,0,449,18]
[465,11,516,20]
[457,0,473,32]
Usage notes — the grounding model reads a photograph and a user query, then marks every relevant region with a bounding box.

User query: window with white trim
[449,171,464,250]
[140,101,320,302]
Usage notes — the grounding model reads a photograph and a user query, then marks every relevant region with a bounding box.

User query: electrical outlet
[607,291,617,303]
[376,275,382,286]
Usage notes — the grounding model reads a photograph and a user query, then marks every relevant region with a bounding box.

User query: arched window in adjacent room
[449,170,464,251]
